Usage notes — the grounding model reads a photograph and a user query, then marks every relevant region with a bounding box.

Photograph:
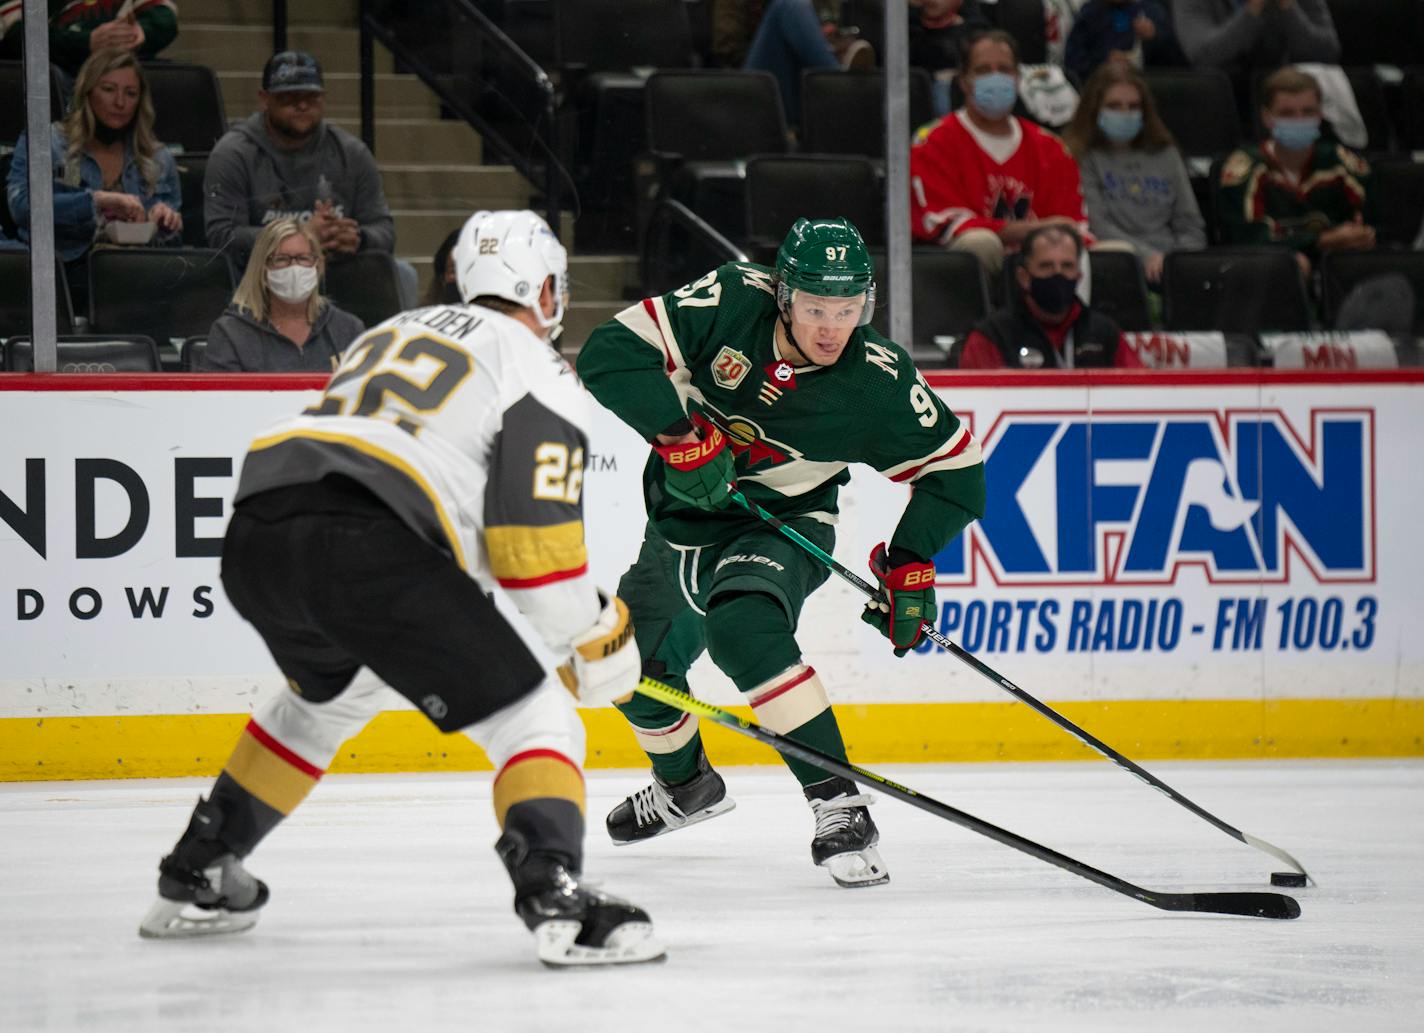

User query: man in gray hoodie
[203,50,396,268]
[1173,0,1339,75]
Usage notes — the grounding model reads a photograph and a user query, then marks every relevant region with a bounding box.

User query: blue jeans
[742,0,839,124]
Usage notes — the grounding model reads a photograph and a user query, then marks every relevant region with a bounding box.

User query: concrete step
[383,165,531,210]
[404,255,638,308]
[168,24,394,75]
[221,72,439,121]
[180,0,358,25]
[329,118,482,164]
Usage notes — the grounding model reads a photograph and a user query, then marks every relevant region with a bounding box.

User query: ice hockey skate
[805,777,889,888]
[138,797,269,939]
[498,833,665,967]
[606,748,736,845]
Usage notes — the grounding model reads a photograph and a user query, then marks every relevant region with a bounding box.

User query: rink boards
[1,369,1421,780]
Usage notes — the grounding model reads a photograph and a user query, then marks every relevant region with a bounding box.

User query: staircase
[168,0,633,347]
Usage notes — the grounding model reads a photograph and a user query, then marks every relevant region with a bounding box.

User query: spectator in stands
[204,51,412,302]
[710,0,767,67]
[6,49,180,306]
[910,30,1091,277]
[422,227,461,307]
[742,0,873,124]
[1064,1,1174,83]
[958,224,1142,368]
[201,217,364,372]
[47,0,179,80]
[1064,63,1204,284]
[908,0,989,74]
[1173,0,1338,76]
[1216,67,1374,277]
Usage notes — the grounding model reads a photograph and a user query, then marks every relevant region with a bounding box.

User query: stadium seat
[1372,159,1424,248]
[3,334,161,372]
[88,248,235,344]
[988,0,1048,64]
[180,335,209,371]
[323,252,403,330]
[0,250,76,338]
[1320,251,1424,334]
[1145,70,1242,160]
[871,247,991,363]
[175,153,209,249]
[799,69,935,158]
[1327,0,1424,69]
[0,61,64,150]
[745,155,883,258]
[1162,248,1312,333]
[554,0,692,72]
[144,63,228,156]
[643,70,789,243]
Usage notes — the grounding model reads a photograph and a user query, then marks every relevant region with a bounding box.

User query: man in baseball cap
[262,49,325,94]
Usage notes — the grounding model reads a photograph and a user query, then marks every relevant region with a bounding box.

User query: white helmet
[452,210,568,333]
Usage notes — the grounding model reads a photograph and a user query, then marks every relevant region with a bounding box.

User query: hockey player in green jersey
[577,217,986,886]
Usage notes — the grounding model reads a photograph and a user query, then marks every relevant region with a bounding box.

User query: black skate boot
[805,777,890,888]
[138,796,269,939]
[496,832,665,967]
[606,748,735,845]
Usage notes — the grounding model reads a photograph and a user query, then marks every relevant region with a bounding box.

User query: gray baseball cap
[262,50,324,93]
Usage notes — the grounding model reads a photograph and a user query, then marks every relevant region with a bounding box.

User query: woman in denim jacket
[6,49,181,305]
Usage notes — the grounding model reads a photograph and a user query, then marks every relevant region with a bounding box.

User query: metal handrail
[640,198,748,296]
[356,0,565,236]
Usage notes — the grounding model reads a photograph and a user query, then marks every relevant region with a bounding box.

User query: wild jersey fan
[138,210,664,968]
[577,217,986,887]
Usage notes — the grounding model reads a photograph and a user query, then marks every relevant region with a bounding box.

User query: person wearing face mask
[5,48,180,311]
[910,30,1093,277]
[958,224,1143,369]
[200,218,365,372]
[1217,67,1374,278]
[1064,63,1205,284]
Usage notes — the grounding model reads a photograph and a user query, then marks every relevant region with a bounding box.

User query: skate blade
[819,846,890,888]
[138,897,261,940]
[611,797,736,846]
[534,919,668,968]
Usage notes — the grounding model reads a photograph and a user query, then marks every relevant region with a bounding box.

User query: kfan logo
[934,409,1374,586]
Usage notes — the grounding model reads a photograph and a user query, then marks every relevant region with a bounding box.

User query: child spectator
[1064,1,1174,83]
[958,224,1142,368]
[48,0,179,79]
[1216,67,1374,278]
[910,29,1091,276]
[201,217,364,372]
[1064,63,1204,283]
[6,49,180,310]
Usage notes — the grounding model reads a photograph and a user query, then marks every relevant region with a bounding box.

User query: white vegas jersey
[234,303,601,654]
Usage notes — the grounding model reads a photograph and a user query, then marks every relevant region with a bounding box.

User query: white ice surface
[2,761,1422,1033]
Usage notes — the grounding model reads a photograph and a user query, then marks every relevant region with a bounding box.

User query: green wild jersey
[577,262,986,559]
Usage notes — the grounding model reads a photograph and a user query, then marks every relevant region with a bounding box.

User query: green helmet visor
[787,288,872,328]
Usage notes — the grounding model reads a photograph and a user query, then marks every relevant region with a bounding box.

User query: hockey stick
[634,676,1300,920]
[724,487,1313,886]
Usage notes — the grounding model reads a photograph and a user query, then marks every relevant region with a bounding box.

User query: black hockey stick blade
[721,486,1314,888]
[635,677,1301,920]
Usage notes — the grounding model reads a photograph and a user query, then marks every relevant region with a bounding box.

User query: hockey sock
[198,717,326,858]
[493,749,586,873]
[616,668,705,785]
[706,592,849,788]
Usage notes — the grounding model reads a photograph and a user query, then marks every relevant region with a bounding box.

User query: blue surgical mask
[1272,117,1321,151]
[1097,108,1143,144]
[972,72,1018,119]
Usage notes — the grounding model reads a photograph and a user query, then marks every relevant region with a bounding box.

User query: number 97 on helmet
[774,217,877,328]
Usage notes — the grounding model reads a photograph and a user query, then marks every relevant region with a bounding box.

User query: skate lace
[811,793,874,839]
[630,780,687,829]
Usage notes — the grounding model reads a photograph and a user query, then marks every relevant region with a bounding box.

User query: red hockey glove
[652,412,736,511]
[860,542,936,657]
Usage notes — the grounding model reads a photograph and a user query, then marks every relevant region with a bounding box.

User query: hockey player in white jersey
[138,210,665,968]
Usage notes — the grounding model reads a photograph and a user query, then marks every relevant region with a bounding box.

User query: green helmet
[774,217,877,325]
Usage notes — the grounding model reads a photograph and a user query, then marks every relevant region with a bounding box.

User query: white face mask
[266,264,319,303]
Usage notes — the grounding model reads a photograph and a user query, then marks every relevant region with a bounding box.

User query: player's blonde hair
[231,218,328,324]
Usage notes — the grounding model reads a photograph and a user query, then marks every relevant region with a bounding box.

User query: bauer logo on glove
[859,542,937,657]
[652,412,737,511]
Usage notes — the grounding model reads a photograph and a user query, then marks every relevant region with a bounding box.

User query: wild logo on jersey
[933,408,1375,586]
[703,407,796,472]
